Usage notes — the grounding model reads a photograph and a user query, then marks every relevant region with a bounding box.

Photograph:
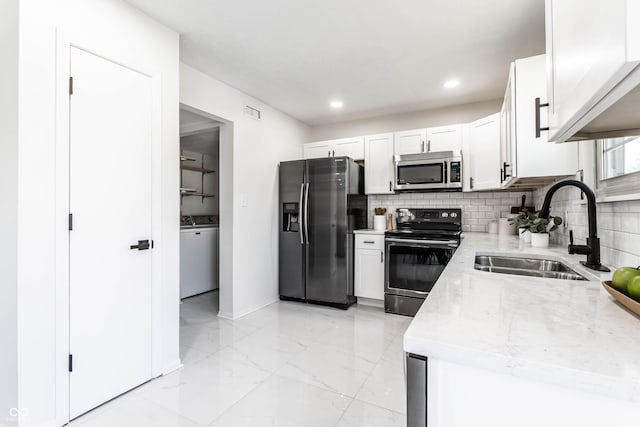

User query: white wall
[309,99,502,141]
[0,0,18,419]
[180,64,311,319]
[18,1,179,425]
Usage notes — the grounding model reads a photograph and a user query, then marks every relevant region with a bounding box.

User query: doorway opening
[179,107,222,306]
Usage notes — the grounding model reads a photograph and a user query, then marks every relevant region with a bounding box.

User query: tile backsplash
[368,191,533,232]
[533,181,640,269]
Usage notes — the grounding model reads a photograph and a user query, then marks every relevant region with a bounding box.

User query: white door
[355,248,384,300]
[333,137,364,160]
[364,133,395,194]
[303,141,332,159]
[468,113,501,191]
[394,128,426,155]
[69,47,153,418]
[427,124,463,152]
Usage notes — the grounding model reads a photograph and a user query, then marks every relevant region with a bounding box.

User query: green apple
[611,266,640,294]
[628,276,640,303]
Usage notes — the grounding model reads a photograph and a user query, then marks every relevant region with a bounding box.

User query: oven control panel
[396,208,462,225]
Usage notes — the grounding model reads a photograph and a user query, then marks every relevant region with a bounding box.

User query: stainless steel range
[384,208,462,317]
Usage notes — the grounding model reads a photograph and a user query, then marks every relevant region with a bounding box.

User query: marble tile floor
[68,291,412,427]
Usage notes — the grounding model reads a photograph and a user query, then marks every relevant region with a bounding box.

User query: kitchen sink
[474,255,588,281]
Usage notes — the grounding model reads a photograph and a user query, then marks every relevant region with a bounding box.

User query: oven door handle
[385,238,459,246]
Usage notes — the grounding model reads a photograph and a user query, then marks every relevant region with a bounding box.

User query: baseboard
[218,297,279,321]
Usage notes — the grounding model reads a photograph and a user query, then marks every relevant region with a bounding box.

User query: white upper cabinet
[303,136,364,160]
[394,128,426,155]
[393,125,462,155]
[332,136,365,160]
[463,113,501,192]
[545,0,640,142]
[500,54,579,188]
[364,133,395,194]
[427,124,463,152]
[303,141,332,159]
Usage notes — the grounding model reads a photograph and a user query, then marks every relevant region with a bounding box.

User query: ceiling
[128,0,545,126]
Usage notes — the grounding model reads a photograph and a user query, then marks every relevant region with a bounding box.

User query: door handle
[130,239,150,250]
[299,183,305,244]
[535,97,550,138]
[304,183,310,244]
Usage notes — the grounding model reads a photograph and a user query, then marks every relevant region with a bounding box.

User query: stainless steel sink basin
[474,255,587,281]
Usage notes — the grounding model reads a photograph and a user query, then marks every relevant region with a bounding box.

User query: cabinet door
[427,124,463,152]
[333,136,365,160]
[545,0,639,143]
[500,63,516,188]
[394,129,427,155]
[364,133,395,194]
[355,248,385,300]
[466,113,501,191]
[303,141,332,159]
[514,55,578,178]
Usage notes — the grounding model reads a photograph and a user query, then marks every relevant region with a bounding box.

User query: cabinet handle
[421,140,425,152]
[470,177,474,190]
[363,240,375,244]
[380,251,384,263]
[328,150,331,157]
[578,169,584,200]
[427,140,431,152]
[535,97,550,138]
[503,162,511,180]
[332,150,335,157]
[389,180,392,192]
[500,168,504,183]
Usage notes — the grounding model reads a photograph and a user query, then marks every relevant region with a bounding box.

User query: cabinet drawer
[355,234,385,249]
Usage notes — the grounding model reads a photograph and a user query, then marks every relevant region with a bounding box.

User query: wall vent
[244,105,262,120]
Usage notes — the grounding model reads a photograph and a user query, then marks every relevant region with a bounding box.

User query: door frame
[54,32,163,425]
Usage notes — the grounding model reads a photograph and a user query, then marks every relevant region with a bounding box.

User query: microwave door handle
[298,183,305,244]
[444,162,448,184]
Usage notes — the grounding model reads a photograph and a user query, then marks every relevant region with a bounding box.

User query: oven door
[395,160,446,191]
[385,238,457,298]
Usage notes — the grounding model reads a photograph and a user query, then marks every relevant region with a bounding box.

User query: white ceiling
[128,0,545,126]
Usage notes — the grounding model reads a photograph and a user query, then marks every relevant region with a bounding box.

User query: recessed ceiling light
[443,80,460,89]
[330,100,344,109]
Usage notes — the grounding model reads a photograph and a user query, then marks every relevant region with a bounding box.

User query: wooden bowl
[602,281,640,317]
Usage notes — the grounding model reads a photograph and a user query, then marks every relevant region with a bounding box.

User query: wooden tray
[602,281,640,317]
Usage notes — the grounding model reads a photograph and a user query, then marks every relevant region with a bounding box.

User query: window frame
[596,137,640,202]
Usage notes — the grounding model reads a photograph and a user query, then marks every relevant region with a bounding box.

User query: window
[597,135,640,201]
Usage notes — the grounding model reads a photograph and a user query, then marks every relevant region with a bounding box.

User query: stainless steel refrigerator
[279,157,367,308]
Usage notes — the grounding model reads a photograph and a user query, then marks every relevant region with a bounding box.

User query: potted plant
[509,210,535,242]
[528,213,563,248]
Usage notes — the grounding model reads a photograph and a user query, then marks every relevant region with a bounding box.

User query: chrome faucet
[189,215,196,227]
[538,180,609,272]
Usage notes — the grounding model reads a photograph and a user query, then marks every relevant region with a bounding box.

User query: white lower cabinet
[354,234,385,301]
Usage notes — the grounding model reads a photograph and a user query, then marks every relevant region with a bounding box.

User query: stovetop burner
[386,208,462,241]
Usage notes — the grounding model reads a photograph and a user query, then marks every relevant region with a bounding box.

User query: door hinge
[68,213,73,231]
[68,354,73,372]
[69,76,74,95]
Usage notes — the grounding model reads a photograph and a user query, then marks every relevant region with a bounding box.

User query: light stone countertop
[403,232,640,402]
[353,229,386,235]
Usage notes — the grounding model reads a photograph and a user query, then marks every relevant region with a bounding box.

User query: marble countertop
[353,229,386,235]
[404,232,640,402]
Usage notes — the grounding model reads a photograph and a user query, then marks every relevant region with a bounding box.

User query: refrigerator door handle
[298,183,305,244]
[304,183,310,244]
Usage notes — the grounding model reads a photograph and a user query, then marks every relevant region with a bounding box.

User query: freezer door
[305,157,351,305]
[279,160,306,299]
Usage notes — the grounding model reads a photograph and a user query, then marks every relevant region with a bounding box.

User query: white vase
[519,228,531,243]
[373,215,386,231]
[530,233,549,248]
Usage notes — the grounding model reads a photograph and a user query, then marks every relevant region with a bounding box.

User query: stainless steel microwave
[394,150,462,191]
